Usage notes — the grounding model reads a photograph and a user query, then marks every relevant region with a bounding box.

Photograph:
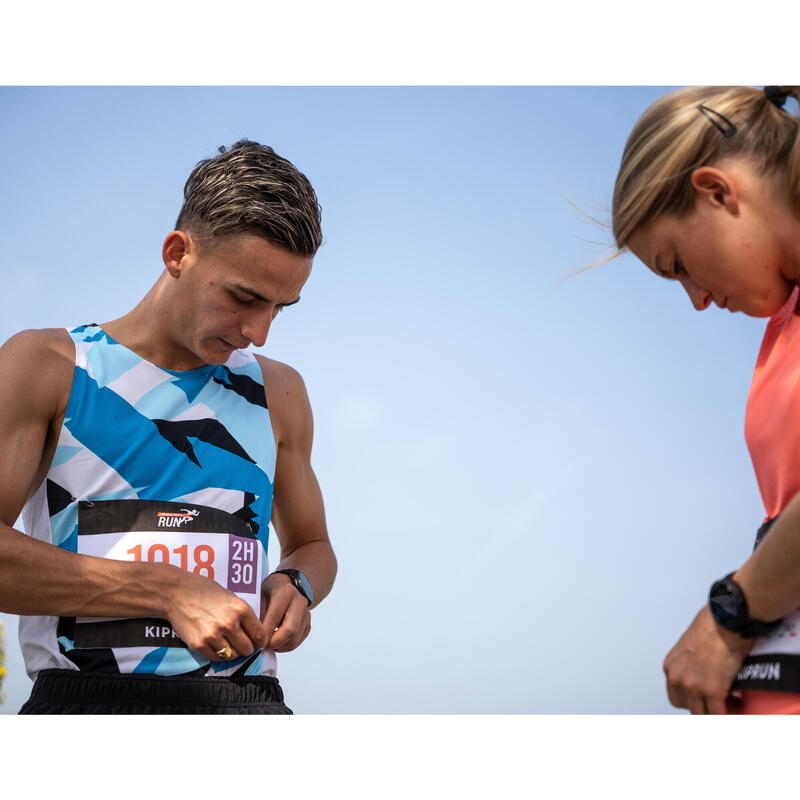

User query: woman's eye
[673,260,685,278]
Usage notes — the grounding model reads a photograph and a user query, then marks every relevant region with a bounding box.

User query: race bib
[72,499,264,650]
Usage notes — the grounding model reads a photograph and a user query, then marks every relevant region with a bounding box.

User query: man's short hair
[175,139,322,257]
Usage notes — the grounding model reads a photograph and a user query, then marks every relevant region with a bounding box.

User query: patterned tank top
[19,324,278,679]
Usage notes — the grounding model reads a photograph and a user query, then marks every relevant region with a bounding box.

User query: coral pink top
[746,286,800,520]
[734,286,800,707]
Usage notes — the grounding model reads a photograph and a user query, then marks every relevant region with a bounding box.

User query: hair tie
[764,86,789,110]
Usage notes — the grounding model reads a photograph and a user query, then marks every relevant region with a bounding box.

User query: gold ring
[216,646,232,659]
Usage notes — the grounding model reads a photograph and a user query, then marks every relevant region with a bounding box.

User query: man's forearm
[3,522,272,660]
[0,523,180,618]
[734,490,800,621]
[273,539,337,608]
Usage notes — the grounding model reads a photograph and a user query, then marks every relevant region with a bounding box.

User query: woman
[613,85,800,714]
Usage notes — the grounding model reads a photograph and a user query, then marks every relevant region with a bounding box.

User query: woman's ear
[690,166,740,215]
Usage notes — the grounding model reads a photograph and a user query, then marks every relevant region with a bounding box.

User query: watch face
[297,571,314,605]
[709,580,739,623]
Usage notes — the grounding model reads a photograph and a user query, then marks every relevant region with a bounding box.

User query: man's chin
[200,337,237,363]
[204,350,231,365]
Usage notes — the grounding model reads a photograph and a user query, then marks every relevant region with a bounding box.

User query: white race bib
[71,499,264,650]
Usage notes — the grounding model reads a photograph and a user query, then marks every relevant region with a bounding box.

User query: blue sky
[0,86,770,713]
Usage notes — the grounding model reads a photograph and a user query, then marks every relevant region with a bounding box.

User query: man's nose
[241,313,272,347]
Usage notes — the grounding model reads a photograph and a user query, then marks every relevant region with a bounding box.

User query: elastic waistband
[29,669,286,709]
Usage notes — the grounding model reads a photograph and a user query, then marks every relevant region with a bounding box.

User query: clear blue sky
[0,86,769,713]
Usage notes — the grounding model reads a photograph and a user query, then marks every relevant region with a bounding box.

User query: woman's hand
[663,605,753,714]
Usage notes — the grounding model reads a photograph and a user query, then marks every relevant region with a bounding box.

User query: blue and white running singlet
[19,324,278,679]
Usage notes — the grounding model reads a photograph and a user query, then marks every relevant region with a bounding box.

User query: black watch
[273,569,314,607]
[708,573,781,638]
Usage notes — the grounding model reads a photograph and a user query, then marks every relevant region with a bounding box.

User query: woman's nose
[681,277,712,311]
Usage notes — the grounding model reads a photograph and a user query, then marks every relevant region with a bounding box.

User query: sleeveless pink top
[736,286,800,709]
[746,286,800,519]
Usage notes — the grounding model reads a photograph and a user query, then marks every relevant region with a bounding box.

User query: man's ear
[162,230,193,278]
[690,166,740,215]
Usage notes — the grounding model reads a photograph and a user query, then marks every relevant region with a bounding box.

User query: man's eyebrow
[231,284,301,306]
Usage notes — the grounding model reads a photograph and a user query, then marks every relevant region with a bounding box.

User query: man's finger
[206,639,237,662]
[225,623,261,659]
[273,615,312,651]
[240,608,268,651]
[262,594,290,644]
[269,597,307,650]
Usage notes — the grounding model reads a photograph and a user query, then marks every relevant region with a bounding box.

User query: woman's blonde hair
[612,86,800,249]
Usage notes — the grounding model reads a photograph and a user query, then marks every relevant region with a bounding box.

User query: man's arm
[257,356,337,652]
[663,491,800,714]
[0,329,267,661]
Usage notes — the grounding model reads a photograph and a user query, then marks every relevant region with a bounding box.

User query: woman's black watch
[272,569,314,607]
[708,573,781,638]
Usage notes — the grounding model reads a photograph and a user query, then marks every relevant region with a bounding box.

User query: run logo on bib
[156,509,200,528]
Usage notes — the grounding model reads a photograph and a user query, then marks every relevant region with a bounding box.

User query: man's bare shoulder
[0,328,74,411]
[1,327,73,355]
[253,354,307,398]
[252,354,312,444]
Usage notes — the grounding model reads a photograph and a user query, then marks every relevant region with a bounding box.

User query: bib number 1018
[127,543,215,579]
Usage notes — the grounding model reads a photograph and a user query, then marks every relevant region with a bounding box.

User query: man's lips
[218,336,251,350]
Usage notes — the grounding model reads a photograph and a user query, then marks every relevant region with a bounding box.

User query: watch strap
[272,568,313,606]
[709,573,781,638]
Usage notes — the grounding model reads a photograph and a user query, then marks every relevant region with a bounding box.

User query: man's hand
[163,568,267,661]
[663,605,753,714]
[260,572,311,652]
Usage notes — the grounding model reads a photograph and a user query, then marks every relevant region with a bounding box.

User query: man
[0,140,337,713]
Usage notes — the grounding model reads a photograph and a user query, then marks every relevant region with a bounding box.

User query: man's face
[173,233,313,365]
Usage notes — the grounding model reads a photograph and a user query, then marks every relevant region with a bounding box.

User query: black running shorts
[19,669,293,714]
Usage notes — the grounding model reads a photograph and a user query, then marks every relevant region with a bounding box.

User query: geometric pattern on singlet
[19,324,277,678]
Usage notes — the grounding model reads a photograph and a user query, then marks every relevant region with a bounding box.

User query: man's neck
[101,274,207,371]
